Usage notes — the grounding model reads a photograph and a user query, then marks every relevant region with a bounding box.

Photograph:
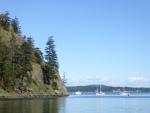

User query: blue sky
[1,0,150,87]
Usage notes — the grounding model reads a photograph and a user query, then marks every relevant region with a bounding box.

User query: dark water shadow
[0,97,67,113]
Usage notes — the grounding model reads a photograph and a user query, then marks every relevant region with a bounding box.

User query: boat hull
[118,92,129,96]
[74,91,81,95]
[96,92,105,96]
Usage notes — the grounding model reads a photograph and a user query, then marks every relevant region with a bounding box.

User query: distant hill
[67,85,150,92]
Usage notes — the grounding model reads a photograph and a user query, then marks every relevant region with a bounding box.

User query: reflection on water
[0,97,67,113]
[0,93,150,113]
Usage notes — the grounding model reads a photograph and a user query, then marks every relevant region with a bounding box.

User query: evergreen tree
[11,16,21,35]
[43,36,59,88]
[42,64,58,89]
[19,41,33,91]
[35,47,43,64]
[0,39,9,80]
[2,60,15,89]
[27,36,34,46]
[42,64,53,85]
[0,11,11,31]
[45,36,59,68]
[0,37,16,89]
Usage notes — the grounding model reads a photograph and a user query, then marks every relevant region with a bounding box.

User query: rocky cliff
[0,26,68,98]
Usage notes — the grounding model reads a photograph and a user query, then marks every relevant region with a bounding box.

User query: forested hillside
[0,11,68,98]
[67,85,150,92]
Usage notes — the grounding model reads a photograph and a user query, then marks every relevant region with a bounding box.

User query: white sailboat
[95,84,105,96]
[118,86,129,96]
[118,92,129,96]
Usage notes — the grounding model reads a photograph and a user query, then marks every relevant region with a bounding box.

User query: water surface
[0,92,150,113]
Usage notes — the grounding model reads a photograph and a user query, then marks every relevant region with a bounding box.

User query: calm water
[0,92,150,113]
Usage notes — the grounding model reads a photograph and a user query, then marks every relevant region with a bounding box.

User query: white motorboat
[74,90,81,95]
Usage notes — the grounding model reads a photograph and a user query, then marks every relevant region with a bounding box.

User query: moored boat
[118,92,129,96]
[74,90,81,95]
[96,91,105,96]
[95,84,105,96]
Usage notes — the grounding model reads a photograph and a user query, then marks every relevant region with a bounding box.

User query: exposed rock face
[54,72,68,95]
[31,63,68,96]
[31,63,44,86]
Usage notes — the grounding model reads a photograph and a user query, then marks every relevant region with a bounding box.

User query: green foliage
[42,64,54,85]
[42,64,58,89]
[2,60,15,88]
[27,37,34,46]
[43,36,59,90]
[52,81,58,90]
[0,41,16,89]
[67,85,150,92]
[0,11,11,31]
[0,12,61,92]
[0,11,22,34]
[11,16,21,35]
[35,47,43,64]
[45,36,59,68]
[0,37,9,61]
[19,41,33,89]
[0,34,33,91]
[0,41,10,87]
[21,41,32,65]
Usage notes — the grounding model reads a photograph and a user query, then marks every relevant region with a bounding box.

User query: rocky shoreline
[0,94,69,99]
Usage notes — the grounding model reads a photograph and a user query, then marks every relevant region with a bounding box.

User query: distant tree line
[67,85,150,92]
[0,11,59,91]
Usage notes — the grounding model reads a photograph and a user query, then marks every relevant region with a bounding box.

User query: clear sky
[1,0,150,87]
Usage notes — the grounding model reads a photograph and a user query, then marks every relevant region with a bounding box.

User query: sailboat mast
[100,84,101,92]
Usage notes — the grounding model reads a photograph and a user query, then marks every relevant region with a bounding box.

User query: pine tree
[11,16,21,35]
[0,11,11,31]
[35,47,43,64]
[45,36,59,68]
[43,36,59,88]
[19,41,33,92]
[27,36,34,46]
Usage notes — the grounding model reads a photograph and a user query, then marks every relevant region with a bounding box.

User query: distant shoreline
[67,85,150,92]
